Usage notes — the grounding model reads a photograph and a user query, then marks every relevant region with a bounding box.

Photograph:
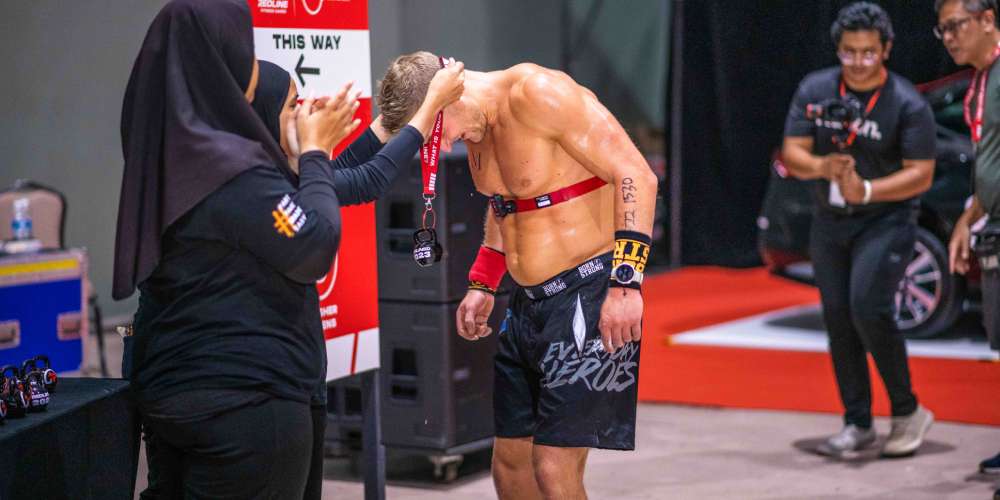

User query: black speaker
[324,375,363,453]
[376,143,493,303]
[326,294,509,452]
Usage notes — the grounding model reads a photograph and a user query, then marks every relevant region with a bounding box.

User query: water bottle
[11,198,32,241]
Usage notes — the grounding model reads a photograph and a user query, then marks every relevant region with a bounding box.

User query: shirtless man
[377,52,657,499]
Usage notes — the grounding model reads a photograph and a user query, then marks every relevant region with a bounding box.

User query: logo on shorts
[542,279,567,297]
[577,259,605,279]
[272,194,307,238]
[499,309,512,336]
[539,340,639,393]
[573,294,586,353]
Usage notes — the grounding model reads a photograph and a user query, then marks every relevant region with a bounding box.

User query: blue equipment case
[0,249,86,373]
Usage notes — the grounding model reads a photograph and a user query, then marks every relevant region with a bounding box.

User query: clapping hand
[296,82,362,156]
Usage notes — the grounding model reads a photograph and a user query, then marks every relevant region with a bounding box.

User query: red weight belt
[490,176,607,218]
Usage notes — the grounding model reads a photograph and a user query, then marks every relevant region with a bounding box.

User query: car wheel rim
[894,240,942,330]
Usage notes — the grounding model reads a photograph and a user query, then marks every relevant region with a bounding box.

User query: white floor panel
[671,304,999,361]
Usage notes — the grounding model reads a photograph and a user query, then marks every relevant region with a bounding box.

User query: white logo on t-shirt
[816,118,883,141]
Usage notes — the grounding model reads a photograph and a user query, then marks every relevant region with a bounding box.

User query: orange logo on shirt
[272,194,307,238]
[273,210,295,238]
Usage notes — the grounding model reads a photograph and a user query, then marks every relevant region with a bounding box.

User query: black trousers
[303,404,327,500]
[974,220,1000,351]
[810,208,919,428]
[980,269,1000,351]
[140,397,312,500]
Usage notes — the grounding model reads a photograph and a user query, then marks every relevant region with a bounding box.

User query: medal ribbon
[420,56,448,230]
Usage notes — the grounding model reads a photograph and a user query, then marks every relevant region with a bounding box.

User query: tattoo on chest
[470,152,483,171]
[621,177,637,203]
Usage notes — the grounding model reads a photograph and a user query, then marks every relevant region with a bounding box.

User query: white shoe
[817,424,876,457]
[882,405,933,457]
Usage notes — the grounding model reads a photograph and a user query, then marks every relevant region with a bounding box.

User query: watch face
[615,263,635,283]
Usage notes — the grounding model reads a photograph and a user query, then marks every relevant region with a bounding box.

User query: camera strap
[964,43,1000,145]
[838,67,887,147]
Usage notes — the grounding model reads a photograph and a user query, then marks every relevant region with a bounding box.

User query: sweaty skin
[445,63,657,500]
[445,64,656,285]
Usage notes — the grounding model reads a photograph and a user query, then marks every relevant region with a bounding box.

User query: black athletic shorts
[494,252,640,450]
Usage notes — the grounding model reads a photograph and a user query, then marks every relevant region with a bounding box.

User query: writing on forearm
[621,177,637,203]
[624,210,637,229]
[470,152,483,171]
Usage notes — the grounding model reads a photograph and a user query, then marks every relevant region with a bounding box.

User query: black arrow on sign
[295,53,320,87]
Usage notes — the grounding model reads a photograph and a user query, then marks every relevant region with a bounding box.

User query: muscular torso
[466,66,614,286]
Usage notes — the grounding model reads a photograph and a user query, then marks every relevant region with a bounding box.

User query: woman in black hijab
[114,1,370,497]
[250,60,465,500]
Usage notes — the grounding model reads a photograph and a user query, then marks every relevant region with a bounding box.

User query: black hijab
[113,0,292,300]
[250,60,293,148]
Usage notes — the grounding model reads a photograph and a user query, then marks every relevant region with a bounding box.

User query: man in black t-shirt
[782,2,935,458]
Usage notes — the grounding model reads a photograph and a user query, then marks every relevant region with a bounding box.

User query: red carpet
[638,267,1000,426]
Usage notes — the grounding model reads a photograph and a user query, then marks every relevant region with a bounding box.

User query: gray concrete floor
[85,332,999,499]
[318,404,999,500]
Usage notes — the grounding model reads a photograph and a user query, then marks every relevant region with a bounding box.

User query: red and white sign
[250,0,379,381]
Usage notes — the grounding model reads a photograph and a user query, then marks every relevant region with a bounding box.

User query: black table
[0,378,138,500]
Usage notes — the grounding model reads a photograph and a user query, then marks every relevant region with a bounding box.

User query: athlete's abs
[468,126,614,286]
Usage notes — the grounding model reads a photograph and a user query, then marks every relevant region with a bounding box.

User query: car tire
[894,227,964,339]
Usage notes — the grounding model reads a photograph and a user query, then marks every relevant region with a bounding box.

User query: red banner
[250,0,379,380]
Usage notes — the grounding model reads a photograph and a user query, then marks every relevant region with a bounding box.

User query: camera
[806,96,861,124]
[806,96,862,150]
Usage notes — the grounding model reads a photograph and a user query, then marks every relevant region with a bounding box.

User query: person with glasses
[935,1,1000,493]
[781,2,936,458]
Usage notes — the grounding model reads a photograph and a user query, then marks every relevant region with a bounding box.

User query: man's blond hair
[377,51,440,134]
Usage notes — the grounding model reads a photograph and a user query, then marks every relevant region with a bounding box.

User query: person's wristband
[468,246,506,294]
[610,231,651,290]
[862,180,872,205]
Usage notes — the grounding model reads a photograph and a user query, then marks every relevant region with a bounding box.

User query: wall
[0,1,170,319]
[0,0,648,319]
[367,0,563,101]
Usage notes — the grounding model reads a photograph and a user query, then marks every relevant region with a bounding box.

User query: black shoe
[981,452,1000,474]
[993,487,999,500]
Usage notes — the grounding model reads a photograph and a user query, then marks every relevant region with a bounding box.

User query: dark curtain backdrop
[679,1,960,266]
